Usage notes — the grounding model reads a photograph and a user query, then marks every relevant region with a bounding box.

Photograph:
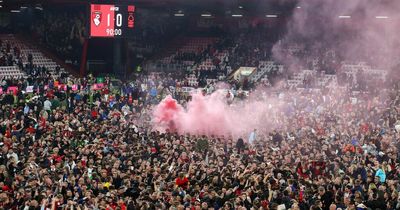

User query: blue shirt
[23,105,30,115]
[375,169,386,183]
[351,137,359,146]
[150,88,158,97]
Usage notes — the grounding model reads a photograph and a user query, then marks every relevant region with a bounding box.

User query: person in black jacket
[365,190,387,210]
[236,138,245,154]
[317,186,334,210]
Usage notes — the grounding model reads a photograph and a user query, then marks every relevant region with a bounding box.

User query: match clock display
[90,4,136,38]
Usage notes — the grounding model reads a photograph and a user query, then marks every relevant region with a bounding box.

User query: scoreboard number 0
[116,14,122,27]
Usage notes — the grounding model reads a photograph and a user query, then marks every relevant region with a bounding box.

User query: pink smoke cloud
[152,89,284,138]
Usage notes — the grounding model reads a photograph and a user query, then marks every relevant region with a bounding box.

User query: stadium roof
[1,0,297,15]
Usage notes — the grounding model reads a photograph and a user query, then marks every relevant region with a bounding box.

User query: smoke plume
[272,0,400,71]
[152,89,286,138]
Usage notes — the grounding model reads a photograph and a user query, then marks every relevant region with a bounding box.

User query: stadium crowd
[0,62,399,210]
[30,11,86,67]
[0,40,23,68]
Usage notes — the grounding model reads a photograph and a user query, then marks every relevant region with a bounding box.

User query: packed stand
[0,39,23,68]
[31,11,86,67]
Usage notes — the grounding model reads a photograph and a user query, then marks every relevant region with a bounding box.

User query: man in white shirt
[122,104,131,116]
[43,99,52,111]
[7,149,18,163]
[249,129,257,146]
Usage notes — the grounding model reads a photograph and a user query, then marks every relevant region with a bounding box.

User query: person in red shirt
[0,182,11,192]
[102,88,110,95]
[5,128,11,138]
[40,117,46,128]
[128,95,133,104]
[118,199,127,210]
[176,172,189,189]
[46,89,54,99]
[296,162,309,179]
[26,125,35,134]
[91,108,98,119]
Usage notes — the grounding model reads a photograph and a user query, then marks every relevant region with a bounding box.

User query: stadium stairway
[14,34,79,77]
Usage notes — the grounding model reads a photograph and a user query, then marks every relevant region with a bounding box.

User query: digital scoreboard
[90,4,136,38]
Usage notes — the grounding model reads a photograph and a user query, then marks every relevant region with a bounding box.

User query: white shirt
[44,100,52,111]
[249,131,256,145]
[7,152,18,162]
[122,105,130,116]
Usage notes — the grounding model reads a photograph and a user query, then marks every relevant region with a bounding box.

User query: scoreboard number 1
[107,14,123,27]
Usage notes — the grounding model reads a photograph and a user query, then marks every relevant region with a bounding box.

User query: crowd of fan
[31,11,86,67]
[0,38,62,81]
[228,30,277,71]
[0,40,23,68]
[0,64,399,210]
[151,28,284,89]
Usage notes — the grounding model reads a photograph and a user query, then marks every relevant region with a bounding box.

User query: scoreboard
[90,4,136,38]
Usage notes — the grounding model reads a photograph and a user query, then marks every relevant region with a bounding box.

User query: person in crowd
[248,129,257,147]
[236,137,245,154]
